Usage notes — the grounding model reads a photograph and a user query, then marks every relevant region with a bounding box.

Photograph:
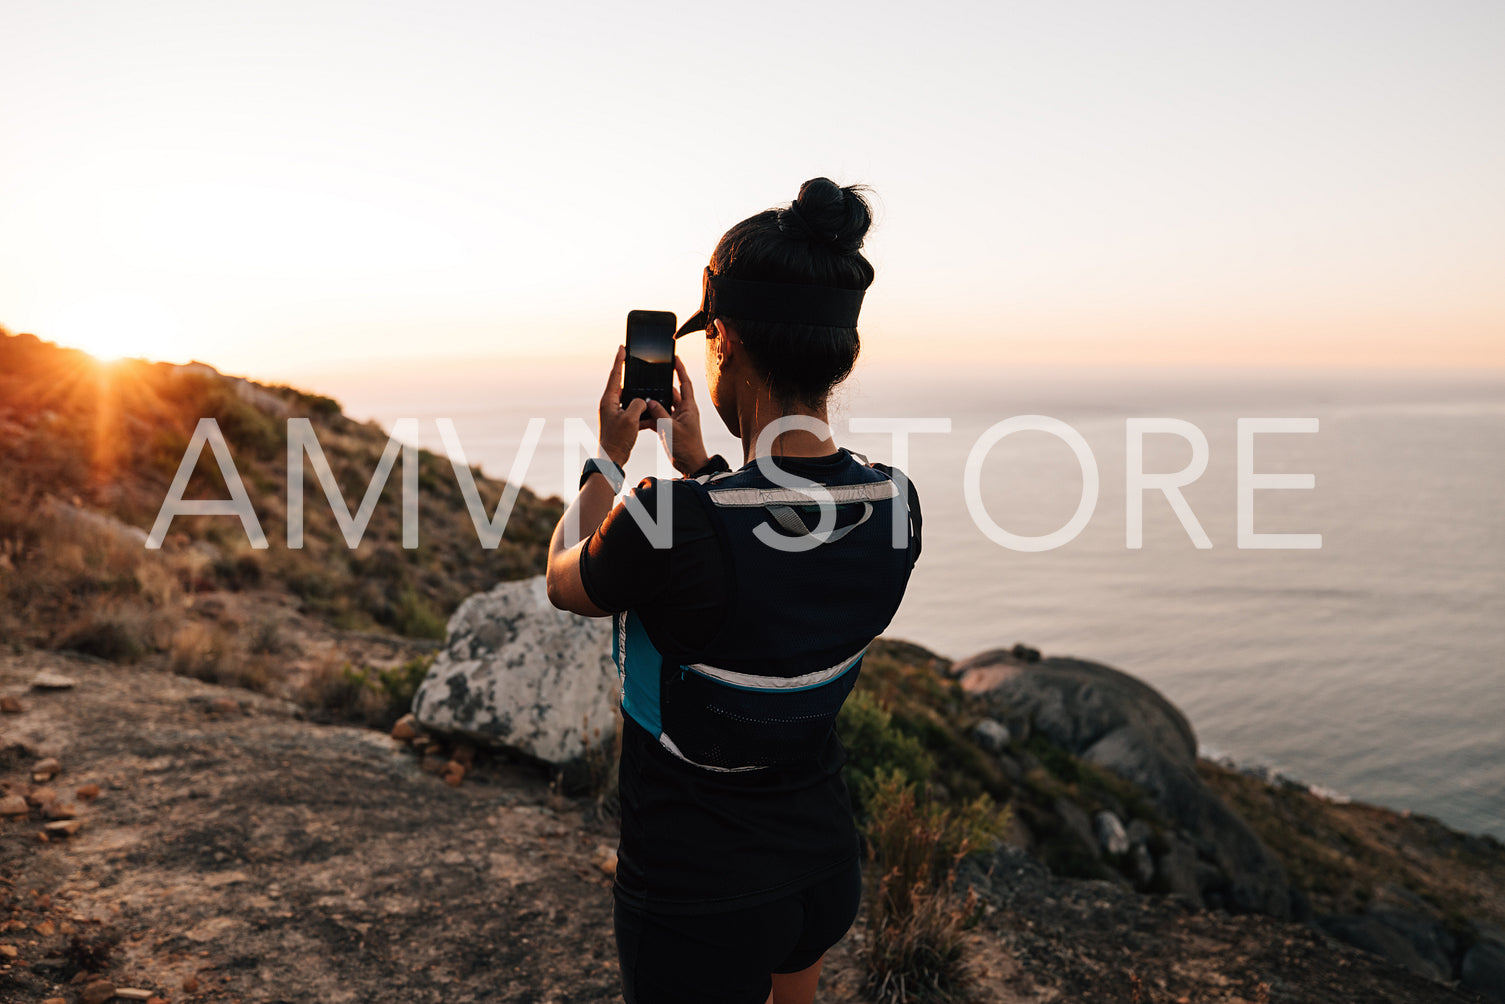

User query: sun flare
[46,293,189,364]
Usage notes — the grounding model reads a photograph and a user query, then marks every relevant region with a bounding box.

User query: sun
[45,293,189,364]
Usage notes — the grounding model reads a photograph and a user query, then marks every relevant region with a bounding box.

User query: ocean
[300,359,1505,839]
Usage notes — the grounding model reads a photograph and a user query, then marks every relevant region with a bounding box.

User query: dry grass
[862,770,1008,1004]
[168,621,279,694]
[0,329,560,653]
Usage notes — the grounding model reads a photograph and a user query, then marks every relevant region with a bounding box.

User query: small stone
[42,997,66,1004]
[390,714,420,742]
[26,785,57,807]
[0,695,22,713]
[209,696,240,715]
[419,754,447,775]
[0,794,28,816]
[593,844,619,876]
[1094,810,1131,857]
[451,742,476,767]
[971,718,1011,753]
[29,672,77,690]
[35,830,48,843]
[0,943,17,957]
[44,801,78,820]
[182,975,200,992]
[443,761,466,786]
[33,757,61,781]
[115,989,155,1001]
[81,980,116,1004]
[76,783,102,801]
[44,819,83,836]
[35,920,55,936]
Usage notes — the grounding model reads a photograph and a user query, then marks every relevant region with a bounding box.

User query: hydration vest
[612,448,916,773]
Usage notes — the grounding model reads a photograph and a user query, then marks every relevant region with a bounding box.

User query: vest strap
[706,482,897,507]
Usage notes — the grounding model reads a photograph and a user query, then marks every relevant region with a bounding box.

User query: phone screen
[623,311,676,408]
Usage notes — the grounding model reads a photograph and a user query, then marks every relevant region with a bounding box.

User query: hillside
[3,645,1501,1004]
[0,329,562,707]
[4,328,1504,1003]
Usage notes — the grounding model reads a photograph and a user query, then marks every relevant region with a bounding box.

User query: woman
[546,178,921,1004]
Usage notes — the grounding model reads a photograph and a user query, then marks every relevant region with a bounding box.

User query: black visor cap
[674,267,865,337]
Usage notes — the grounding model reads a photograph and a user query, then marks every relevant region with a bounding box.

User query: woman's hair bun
[777,177,872,255]
[707,177,876,409]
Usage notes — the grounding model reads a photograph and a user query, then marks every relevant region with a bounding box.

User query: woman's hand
[645,355,710,476]
[598,345,650,469]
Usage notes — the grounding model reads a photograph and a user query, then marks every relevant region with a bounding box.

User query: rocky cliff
[4,638,1504,1003]
[3,329,1503,1002]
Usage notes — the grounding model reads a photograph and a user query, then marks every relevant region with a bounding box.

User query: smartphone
[621,310,677,410]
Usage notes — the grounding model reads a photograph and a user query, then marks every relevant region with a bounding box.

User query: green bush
[393,587,447,640]
[300,655,435,729]
[375,655,434,713]
[838,689,936,816]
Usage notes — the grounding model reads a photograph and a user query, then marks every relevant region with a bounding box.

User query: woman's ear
[711,319,736,362]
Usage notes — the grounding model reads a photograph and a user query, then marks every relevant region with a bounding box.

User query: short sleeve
[906,476,923,568]
[873,463,922,570]
[578,477,670,613]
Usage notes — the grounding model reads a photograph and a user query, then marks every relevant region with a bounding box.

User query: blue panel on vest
[617,609,664,737]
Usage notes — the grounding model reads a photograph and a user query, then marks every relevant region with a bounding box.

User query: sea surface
[301,359,1505,839]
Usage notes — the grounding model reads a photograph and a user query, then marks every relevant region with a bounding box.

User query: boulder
[411,576,617,766]
[1463,938,1505,1004]
[1055,797,1101,863]
[1155,835,1203,905]
[1315,912,1452,982]
[958,650,1290,918]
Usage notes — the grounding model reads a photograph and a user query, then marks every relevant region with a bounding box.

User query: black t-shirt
[579,451,921,913]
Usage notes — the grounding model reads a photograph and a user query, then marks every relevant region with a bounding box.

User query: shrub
[862,770,1007,1004]
[213,552,264,590]
[169,622,275,694]
[247,619,283,656]
[57,616,146,663]
[374,654,434,714]
[299,654,434,729]
[838,689,936,816]
[393,587,447,640]
[299,658,379,723]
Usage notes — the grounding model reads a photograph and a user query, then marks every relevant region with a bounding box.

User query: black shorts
[613,858,863,1004]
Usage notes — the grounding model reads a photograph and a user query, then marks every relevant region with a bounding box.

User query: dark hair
[709,177,874,410]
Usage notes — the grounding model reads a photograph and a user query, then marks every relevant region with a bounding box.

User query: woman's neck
[738,396,838,463]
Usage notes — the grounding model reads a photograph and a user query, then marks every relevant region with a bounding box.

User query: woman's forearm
[550,465,621,558]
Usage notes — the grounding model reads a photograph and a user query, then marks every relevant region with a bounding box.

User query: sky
[1,0,1502,381]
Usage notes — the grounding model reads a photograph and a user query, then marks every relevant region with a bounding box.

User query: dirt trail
[1,651,624,1003]
[1,650,1488,1004]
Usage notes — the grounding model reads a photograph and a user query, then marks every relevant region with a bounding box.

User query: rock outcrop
[955,648,1293,918]
[411,576,617,765]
